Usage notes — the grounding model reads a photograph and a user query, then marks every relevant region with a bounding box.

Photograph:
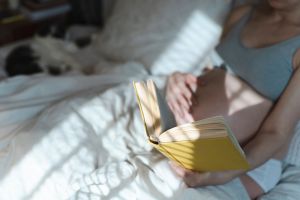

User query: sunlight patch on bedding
[71,161,137,199]
[151,10,222,75]
[0,83,151,199]
[0,108,97,200]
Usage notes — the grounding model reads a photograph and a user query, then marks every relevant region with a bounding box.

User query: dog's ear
[5,45,42,77]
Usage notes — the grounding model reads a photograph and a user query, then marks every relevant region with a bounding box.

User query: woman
[166,0,300,199]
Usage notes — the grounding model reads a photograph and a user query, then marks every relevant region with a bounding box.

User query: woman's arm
[244,67,300,168]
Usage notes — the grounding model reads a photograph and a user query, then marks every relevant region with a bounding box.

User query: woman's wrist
[243,129,286,170]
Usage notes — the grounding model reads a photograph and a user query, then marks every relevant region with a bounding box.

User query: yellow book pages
[152,137,250,171]
[133,81,154,139]
[134,80,176,142]
[147,80,162,138]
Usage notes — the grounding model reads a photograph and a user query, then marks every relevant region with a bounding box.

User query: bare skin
[191,69,272,145]
[167,69,272,199]
[166,1,300,199]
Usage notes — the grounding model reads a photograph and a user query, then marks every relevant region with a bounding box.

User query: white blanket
[1,63,180,200]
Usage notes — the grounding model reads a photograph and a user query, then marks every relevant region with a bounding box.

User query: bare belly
[189,69,273,144]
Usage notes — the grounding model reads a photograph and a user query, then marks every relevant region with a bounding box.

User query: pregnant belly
[190,69,273,144]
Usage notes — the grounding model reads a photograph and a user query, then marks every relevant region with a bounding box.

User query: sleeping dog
[5,32,92,77]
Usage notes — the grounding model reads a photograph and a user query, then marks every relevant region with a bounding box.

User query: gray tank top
[216,9,299,101]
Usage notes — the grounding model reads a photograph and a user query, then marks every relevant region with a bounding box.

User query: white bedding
[2,58,299,200]
[0,61,189,199]
[1,70,300,200]
[1,0,300,199]
[0,63,152,199]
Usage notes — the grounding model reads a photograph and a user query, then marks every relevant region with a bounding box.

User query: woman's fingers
[168,97,184,117]
[182,111,194,122]
[185,74,199,105]
[169,162,205,187]
[166,72,199,121]
[175,81,193,107]
[185,74,198,90]
[175,73,197,106]
[170,89,191,117]
[169,161,238,187]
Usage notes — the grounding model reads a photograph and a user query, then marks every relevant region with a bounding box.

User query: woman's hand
[165,72,198,124]
[170,162,244,187]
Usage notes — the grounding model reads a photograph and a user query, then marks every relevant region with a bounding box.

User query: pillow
[94,0,233,75]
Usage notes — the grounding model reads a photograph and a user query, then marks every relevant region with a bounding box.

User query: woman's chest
[241,18,300,49]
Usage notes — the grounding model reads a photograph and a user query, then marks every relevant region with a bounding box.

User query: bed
[0,0,300,199]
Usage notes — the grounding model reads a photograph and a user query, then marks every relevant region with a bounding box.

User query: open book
[133,79,250,172]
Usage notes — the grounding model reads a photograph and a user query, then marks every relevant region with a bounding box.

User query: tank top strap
[235,7,300,62]
[230,7,254,36]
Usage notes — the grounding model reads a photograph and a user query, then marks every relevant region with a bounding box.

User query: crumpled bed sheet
[0,63,183,200]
